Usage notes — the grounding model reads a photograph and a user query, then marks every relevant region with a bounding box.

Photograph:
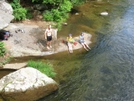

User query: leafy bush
[13,8,27,21]
[43,1,72,23]
[10,0,27,21]
[26,10,33,19]
[43,9,64,22]
[59,1,72,12]
[0,42,6,57]
[71,0,85,5]
[43,10,53,21]
[27,60,56,78]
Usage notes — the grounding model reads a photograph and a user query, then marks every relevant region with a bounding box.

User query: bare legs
[46,41,52,49]
[68,42,73,53]
[81,43,91,51]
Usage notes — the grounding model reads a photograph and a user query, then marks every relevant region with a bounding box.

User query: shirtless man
[44,25,53,49]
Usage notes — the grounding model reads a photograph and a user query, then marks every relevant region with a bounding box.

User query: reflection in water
[39,1,134,101]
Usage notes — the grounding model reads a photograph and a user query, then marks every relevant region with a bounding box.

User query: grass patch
[27,60,56,78]
[0,41,11,67]
[0,42,6,57]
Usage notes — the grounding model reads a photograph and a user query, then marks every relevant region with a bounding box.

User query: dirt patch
[21,19,54,29]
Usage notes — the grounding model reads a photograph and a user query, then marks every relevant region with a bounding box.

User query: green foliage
[42,1,72,30]
[32,0,61,5]
[26,12,33,19]
[71,0,86,5]
[32,0,72,23]
[32,0,41,3]
[43,10,53,21]
[42,0,62,5]
[13,8,27,20]
[10,0,21,9]
[26,9,33,19]
[52,9,63,22]
[27,60,56,78]
[0,42,6,57]
[0,42,10,67]
[59,1,72,12]
[32,0,85,5]
[2,57,11,65]
[10,0,85,29]
[43,8,68,30]
[10,0,27,21]
[43,8,69,23]
[55,22,63,31]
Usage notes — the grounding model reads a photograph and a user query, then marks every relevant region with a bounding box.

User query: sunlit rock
[75,13,79,15]
[0,67,58,101]
[63,22,68,26]
[3,63,27,69]
[0,1,14,29]
[100,12,108,16]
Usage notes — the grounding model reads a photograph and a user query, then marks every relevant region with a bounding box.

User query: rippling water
[39,1,134,101]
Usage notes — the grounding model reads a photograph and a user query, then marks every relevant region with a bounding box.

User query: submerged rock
[100,12,108,16]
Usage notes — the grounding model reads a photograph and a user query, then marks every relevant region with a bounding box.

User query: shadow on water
[38,0,134,101]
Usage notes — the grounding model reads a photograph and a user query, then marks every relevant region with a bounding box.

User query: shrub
[43,10,53,21]
[26,11,33,19]
[10,0,27,21]
[43,1,72,23]
[13,8,27,21]
[0,42,6,57]
[27,60,56,78]
[59,1,72,12]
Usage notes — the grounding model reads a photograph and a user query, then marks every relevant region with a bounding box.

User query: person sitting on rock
[79,32,91,51]
[0,30,11,40]
[66,34,75,53]
[4,31,10,40]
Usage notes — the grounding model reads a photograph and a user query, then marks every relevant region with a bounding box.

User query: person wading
[44,25,53,49]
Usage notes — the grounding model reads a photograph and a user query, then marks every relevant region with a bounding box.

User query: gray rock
[0,1,13,14]
[0,1,14,29]
[0,67,58,101]
[3,63,27,69]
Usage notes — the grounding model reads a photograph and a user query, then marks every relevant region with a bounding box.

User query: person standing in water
[79,32,91,51]
[44,25,53,49]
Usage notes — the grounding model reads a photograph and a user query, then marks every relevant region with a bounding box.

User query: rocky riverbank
[2,20,92,58]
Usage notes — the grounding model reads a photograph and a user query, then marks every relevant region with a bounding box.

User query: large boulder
[0,67,58,101]
[0,1,14,29]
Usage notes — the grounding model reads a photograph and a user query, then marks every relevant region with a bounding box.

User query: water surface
[39,0,134,101]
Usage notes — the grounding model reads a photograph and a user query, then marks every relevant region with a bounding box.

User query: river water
[38,0,134,101]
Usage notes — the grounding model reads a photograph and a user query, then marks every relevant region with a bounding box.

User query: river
[38,0,134,101]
